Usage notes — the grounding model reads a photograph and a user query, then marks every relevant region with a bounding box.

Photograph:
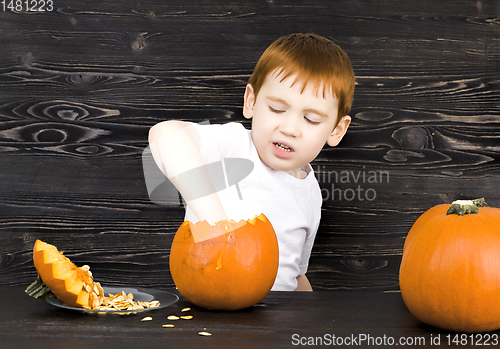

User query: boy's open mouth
[273,142,293,152]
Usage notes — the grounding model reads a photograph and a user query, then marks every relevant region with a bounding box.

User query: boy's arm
[295,274,313,291]
[148,120,228,224]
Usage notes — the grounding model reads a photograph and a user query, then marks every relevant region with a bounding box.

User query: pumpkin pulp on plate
[33,239,104,309]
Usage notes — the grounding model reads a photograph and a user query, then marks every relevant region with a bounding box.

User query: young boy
[149,33,355,292]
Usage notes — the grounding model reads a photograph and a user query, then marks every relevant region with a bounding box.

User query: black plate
[46,286,178,315]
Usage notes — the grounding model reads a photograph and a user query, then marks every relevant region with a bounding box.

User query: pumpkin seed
[167,315,179,320]
[141,316,153,321]
[198,331,212,336]
[91,290,160,311]
[162,324,174,328]
[181,307,191,312]
[180,315,193,320]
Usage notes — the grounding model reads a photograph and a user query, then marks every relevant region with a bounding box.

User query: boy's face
[243,71,351,178]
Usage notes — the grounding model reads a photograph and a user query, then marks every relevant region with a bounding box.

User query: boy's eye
[305,117,320,125]
[269,106,285,114]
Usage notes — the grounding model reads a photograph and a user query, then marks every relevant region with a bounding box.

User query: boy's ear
[243,84,255,119]
[327,115,351,146]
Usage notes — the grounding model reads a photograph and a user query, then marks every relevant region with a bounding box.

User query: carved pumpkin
[399,199,500,333]
[32,239,103,308]
[169,214,279,310]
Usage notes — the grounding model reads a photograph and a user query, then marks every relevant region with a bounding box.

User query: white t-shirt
[184,122,322,291]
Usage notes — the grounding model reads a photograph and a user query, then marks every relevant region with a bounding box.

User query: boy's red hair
[248,33,355,121]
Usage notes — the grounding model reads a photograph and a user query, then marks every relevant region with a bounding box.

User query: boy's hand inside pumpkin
[190,219,246,243]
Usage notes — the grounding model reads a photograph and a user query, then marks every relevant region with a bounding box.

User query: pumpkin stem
[446,198,488,216]
[25,274,56,301]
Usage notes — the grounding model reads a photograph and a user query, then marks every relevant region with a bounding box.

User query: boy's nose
[279,116,301,137]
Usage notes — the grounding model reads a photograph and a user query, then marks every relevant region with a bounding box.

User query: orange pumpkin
[399,199,500,333]
[169,214,279,310]
[32,239,103,308]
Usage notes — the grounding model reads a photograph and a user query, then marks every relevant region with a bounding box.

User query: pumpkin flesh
[33,239,99,308]
[169,213,279,311]
[400,202,500,333]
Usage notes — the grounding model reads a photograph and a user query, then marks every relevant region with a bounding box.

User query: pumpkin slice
[32,239,103,309]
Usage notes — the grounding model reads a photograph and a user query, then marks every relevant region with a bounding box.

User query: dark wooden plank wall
[1,0,498,291]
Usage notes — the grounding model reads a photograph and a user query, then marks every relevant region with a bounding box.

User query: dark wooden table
[1,286,497,349]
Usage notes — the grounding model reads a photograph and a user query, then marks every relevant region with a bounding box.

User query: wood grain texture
[0,0,499,291]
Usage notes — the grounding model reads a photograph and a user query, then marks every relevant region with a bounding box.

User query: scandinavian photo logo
[315,165,389,202]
